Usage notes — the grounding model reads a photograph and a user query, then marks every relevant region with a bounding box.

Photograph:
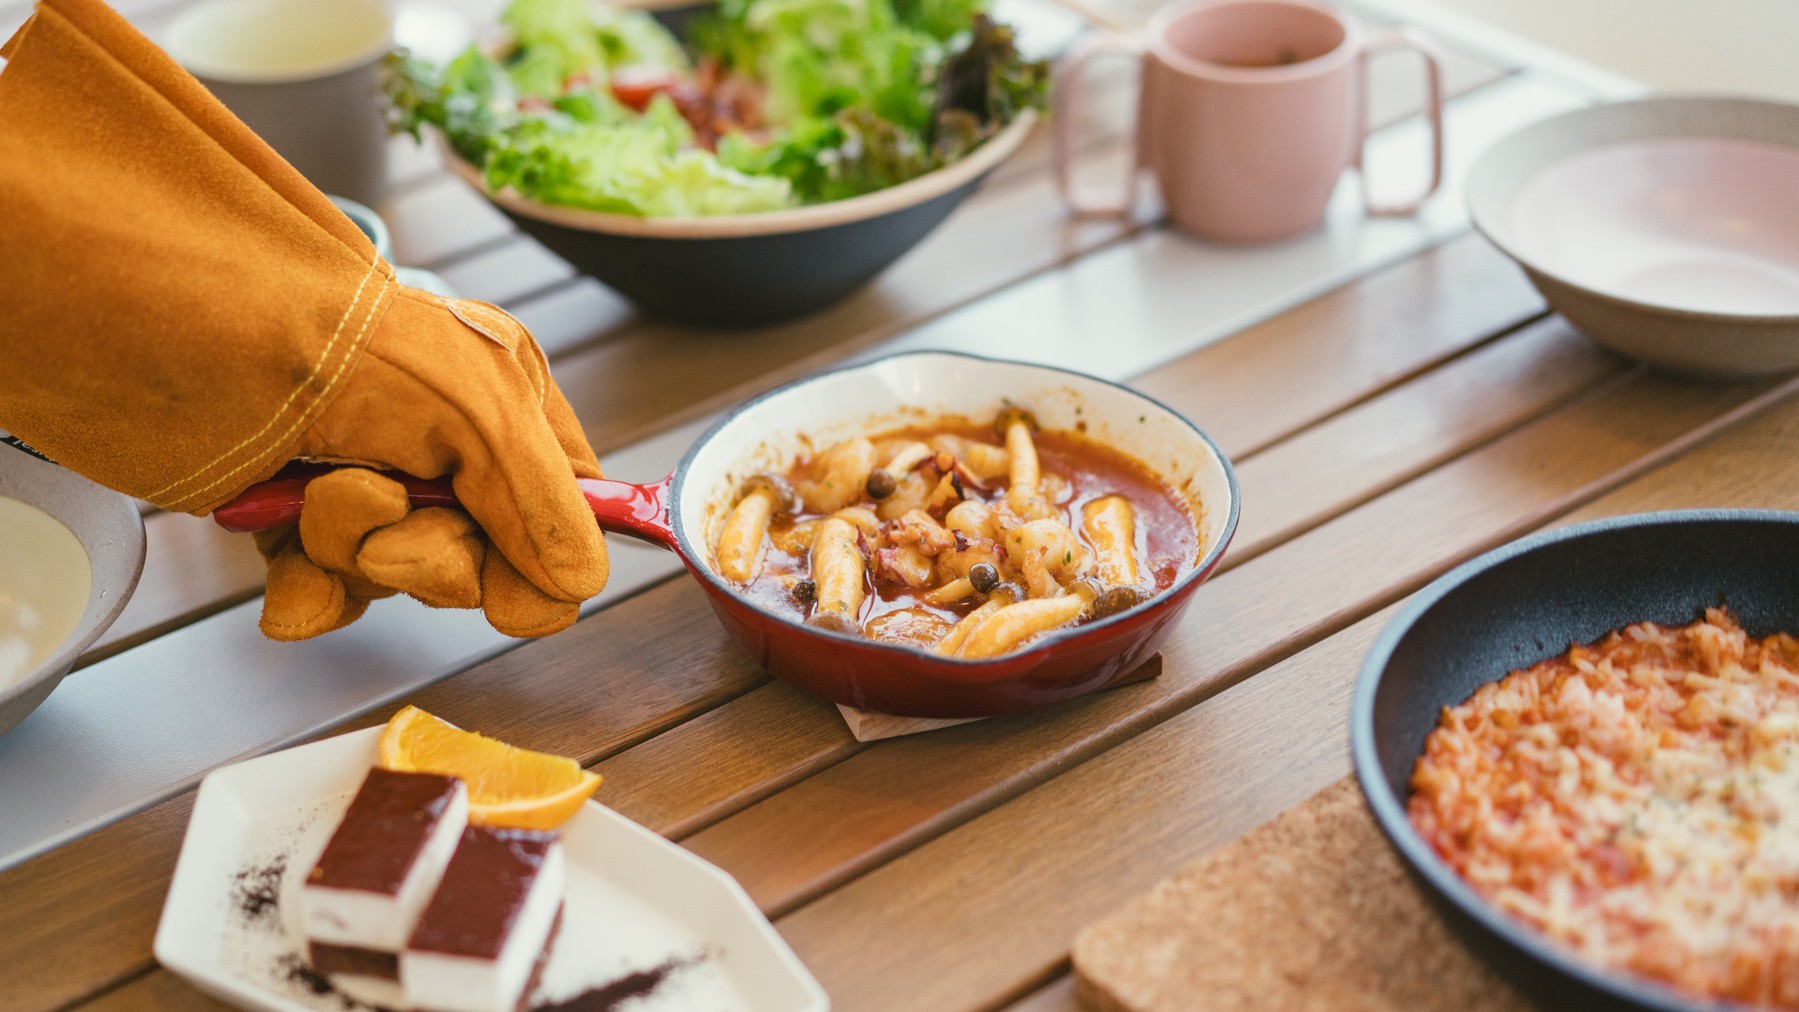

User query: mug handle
[1356,27,1446,217]
[1053,32,1147,218]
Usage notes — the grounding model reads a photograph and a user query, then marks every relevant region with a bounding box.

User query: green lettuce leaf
[893,0,985,42]
[383,0,1046,216]
[930,14,1047,157]
[383,47,520,163]
[707,9,1045,203]
[484,96,793,216]
[501,0,689,97]
[694,0,938,128]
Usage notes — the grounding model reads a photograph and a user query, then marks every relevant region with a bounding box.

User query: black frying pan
[1353,509,1799,1012]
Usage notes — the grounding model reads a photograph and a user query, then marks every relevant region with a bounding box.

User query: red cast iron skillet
[218,351,1241,718]
[1353,509,1799,1011]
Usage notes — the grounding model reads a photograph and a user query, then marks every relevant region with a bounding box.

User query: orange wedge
[378,705,601,830]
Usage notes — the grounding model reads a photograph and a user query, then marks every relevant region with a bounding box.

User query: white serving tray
[155,726,828,1012]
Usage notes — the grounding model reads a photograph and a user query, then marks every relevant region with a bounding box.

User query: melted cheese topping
[1410,609,1799,1007]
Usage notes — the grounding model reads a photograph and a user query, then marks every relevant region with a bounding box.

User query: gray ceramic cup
[165,0,393,207]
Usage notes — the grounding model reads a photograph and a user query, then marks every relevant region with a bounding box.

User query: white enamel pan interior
[670,351,1237,591]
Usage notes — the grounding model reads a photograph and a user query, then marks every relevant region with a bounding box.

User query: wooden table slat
[379,175,516,268]
[1226,317,1622,563]
[503,276,637,358]
[433,237,577,309]
[1004,974,1080,1012]
[772,602,1402,1011]
[388,54,1523,450]
[873,71,1583,434]
[79,970,227,1012]
[594,682,862,840]
[384,135,446,193]
[80,511,266,664]
[0,797,195,1011]
[1127,234,1548,458]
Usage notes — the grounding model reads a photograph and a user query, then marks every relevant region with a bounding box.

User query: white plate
[155,727,828,1012]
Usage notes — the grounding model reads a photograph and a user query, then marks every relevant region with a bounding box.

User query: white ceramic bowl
[1468,96,1799,378]
[0,446,146,737]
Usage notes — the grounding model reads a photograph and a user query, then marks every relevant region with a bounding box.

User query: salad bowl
[441,111,1037,328]
[390,0,1049,328]
[218,352,1240,717]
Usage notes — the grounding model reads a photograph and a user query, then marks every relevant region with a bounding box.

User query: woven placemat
[1073,777,1533,1011]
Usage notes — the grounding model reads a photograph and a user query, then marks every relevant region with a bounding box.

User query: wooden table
[6,0,1797,1009]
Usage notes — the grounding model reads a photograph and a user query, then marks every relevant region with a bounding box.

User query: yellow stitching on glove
[146,256,382,503]
[173,273,394,512]
[179,272,393,508]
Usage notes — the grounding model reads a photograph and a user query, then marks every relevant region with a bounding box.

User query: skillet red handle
[212,467,679,550]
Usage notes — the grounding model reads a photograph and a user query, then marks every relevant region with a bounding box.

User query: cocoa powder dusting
[280,954,335,997]
[230,855,287,925]
[275,954,391,1012]
[534,954,701,1011]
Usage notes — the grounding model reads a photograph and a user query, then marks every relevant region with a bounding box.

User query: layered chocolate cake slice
[301,768,470,979]
[402,827,566,1012]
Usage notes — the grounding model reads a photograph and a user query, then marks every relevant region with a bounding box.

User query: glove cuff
[159,262,400,514]
[0,0,401,514]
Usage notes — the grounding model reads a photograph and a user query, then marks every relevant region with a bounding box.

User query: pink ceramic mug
[1054,0,1445,242]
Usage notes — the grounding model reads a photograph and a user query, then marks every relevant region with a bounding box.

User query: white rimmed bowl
[1468,96,1799,378]
[440,110,1038,327]
[0,446,146,737]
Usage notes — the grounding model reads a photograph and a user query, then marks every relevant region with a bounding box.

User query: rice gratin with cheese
[1410,609,1799,1006]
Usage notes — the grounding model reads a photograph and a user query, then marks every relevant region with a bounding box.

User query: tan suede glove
[0,0,607,639]
[245,290,608,639]
[253,464,593,640]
